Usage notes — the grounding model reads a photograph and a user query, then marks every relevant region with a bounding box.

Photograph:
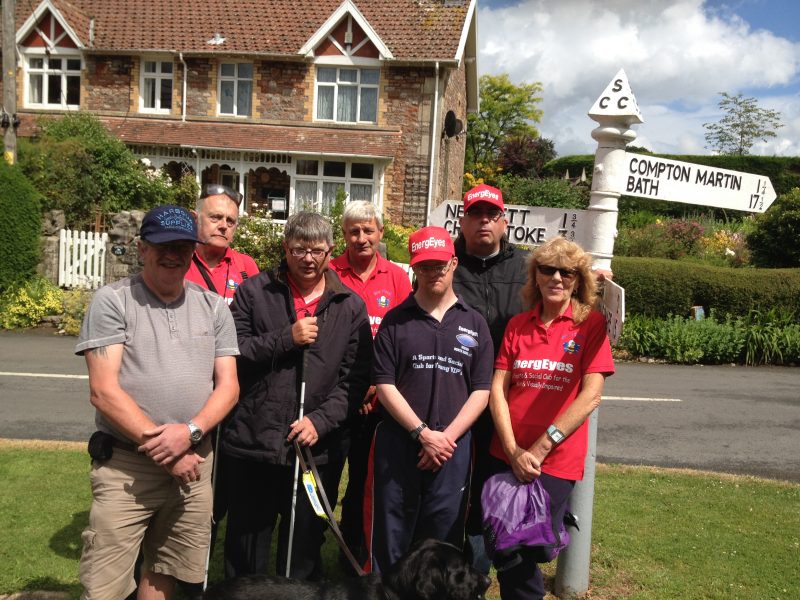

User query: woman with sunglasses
[486,237,615,600]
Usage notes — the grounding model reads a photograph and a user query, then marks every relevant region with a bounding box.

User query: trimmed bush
[0,162,43,292]
[611,256,800,318]
[747,189,800,268]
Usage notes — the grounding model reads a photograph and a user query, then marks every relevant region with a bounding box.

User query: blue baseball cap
[139,205,203,244]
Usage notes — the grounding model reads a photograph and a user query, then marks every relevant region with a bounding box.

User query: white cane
[286,345,309,577]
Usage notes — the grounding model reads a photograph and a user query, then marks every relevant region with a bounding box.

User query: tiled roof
[16,0,473,61]
[17,114,402,158]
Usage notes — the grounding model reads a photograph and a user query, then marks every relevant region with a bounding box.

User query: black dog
[204,538,491,599]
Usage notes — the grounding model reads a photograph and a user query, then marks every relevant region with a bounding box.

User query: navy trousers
[222,453,344,581]
[366,421,471,573]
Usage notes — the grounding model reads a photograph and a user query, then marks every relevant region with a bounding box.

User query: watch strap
[546,424,565,445]
[410,422,428,441]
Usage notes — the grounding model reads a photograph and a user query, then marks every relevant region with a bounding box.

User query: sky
[477,0,800,157]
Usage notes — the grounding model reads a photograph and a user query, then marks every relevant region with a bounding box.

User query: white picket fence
[58,229,109,289]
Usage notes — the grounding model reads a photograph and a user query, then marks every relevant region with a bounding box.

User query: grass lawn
[1,439,798,599]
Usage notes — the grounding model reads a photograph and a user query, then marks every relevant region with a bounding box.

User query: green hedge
[0,162,42,292]
[611,257,800,318]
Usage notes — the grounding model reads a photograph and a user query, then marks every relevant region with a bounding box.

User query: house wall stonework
[257,62,308,122]
[186,58,214,117]
[381,65,435,225]
[438,62,468,204]
[84,56,133,113]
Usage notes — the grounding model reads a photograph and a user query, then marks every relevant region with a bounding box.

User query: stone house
[2,0,478,226]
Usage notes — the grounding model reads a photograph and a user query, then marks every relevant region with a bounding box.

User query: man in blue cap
[75,205,240,600]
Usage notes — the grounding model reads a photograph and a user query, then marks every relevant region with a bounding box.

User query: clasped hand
[417,429,456,471]
[292,316,318,346]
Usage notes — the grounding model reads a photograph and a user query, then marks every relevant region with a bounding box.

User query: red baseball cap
[408,226,455,266]
[463,184,505,212]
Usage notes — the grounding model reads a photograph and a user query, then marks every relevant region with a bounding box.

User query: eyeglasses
[465,208,504,222]
[413,259,454,276]
[537,265,577,280]
[200,184,243,206]
[289,247,331,261]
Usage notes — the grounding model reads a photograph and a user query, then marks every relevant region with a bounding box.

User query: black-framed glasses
[289,247,331,261]
[465,208,504,222]
[200,184,243,206]
[537,265,577,280]
[413,259,454,276]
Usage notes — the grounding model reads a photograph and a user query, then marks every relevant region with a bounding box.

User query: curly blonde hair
[521,237,598,324]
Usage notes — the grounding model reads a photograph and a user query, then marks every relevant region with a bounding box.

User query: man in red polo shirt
[186,184,259,304]
[330,201,412,571]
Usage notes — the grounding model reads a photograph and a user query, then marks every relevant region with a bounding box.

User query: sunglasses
[200,184,243,206]
[537,265,577,279]
[413,259,454,276]
[465,208,504,222]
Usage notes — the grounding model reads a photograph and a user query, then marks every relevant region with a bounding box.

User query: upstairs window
[141,60,173,113]
[315,67,378,123]
[27,56,81,108]
[219,63,253,117]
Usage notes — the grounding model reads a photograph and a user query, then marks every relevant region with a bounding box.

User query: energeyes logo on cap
[140,205,203,244]
[408,225,455,266]
[463,183,504,212]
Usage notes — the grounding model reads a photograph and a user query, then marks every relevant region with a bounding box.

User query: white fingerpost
[555,68,642,597]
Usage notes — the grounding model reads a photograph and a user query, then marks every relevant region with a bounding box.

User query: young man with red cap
[365,226,494,573]
[454,183,529,572]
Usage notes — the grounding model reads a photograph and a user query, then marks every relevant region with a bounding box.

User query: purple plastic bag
[481,471,570,565]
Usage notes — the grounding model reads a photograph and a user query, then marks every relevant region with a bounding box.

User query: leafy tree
[747,188,800,267]
[18,112,180,228]
[498,135,556,178]
[703,92,783,155]
[466,74,543,183]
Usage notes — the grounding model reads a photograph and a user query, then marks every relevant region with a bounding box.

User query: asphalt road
[1,329,798,481]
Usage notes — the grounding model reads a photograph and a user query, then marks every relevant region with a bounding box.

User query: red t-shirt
[490,304,615,480]
[329,253,413,338]
[185,247,259,305]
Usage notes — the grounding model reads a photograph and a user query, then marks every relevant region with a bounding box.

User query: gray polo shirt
[75,274,239,439]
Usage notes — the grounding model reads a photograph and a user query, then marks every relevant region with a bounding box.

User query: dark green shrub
[0,162,43,292]
[747,189,800,268]
[495,175,588,209]
[611,257,800,318]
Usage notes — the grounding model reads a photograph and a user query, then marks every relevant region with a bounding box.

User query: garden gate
[58,229,108,289]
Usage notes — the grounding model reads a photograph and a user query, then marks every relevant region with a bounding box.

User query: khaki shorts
[79,441,213,599]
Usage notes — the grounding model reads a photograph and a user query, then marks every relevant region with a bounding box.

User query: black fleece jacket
[221,263,372,466]
[453,235,529,356]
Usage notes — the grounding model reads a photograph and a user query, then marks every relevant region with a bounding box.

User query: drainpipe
[425,61,440,225]
[179,52,187,122]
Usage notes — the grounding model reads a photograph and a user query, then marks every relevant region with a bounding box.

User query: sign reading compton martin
[622,153,776,213]
[429,200,589,246]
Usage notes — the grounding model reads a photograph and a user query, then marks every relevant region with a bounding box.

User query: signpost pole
[554,69,642,597]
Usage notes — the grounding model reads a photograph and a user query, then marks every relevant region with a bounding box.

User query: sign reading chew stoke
[621,153,776,213]
[429,200,589,246]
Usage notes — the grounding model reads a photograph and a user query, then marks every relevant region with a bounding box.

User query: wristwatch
[410,422,428,441]
[546,424,565,445]
[187,421,204,446]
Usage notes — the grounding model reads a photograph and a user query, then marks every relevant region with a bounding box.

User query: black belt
[111,438,138,452]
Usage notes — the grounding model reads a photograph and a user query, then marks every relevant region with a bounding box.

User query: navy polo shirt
[373,294,494,431]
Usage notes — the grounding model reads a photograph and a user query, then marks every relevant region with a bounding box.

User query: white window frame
[140,57,174,113]
[291,158,378,214]
[314,64,379,124]
[217,62,253,117]
[24,51,82,109]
